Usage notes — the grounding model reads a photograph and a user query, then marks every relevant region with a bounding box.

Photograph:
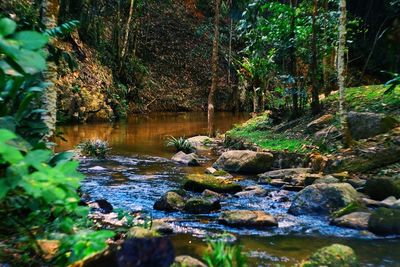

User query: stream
[57,112,400,266]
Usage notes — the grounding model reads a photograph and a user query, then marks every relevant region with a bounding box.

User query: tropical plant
[77,139,111,159]
[165,136,195,153]
[383,72,400,94]
[203,240,247,267]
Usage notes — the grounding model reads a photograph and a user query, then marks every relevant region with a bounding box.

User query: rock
[346,178,366,189]
[234,185,267,197]
[347,111,399,140]
[127,227,160,238]
[187,136,214,151]
[259,168,311,180]
[331,212,371,230]
[281,185,304,192]
[314,126,340,141]
[89,211,130,227]
[364,177,400,200]
[306,114,334,133]
[152,219,174,234]
[289,183,359,216]
[268,179,287,187]
[326,127,400,173]
[368,207,400,236]
[202,189,224,199]
[183,174,242,194]
[88,199,113,214]
[171,151,200,166]
[381,196,397,207]
[154,191,186,211]
[213,150,274,174]
[270,151,309,169]
[313,176,340,184]
[218,210,278,228]
[393,199,400,209]
[303,173,324,186]
[174,255,207,267]
[183,197,221,214]
[89,166,107,171]
[205,167,217,174]
[302,244,359,267]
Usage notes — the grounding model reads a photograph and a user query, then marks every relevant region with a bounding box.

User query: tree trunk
[338,0,352,147]
[120,0,135,62]
[311,0,320,114]
[208,0,221,137]
[289,0,299,118]
[40,0,58,140]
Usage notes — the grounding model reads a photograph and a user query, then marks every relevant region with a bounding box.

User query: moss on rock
[302,244,359,267]
[183,174,242,193]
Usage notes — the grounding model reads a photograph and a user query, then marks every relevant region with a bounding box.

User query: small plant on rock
[165,136,195,153]
[77,139,111,158]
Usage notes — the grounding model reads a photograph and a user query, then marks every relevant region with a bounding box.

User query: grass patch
[325,85,400,115]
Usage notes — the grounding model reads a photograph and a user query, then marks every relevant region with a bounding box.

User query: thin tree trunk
[208,0,221,137]
[253,86,258,113]
[121,0,135,60]
[289,0,299,118]
[40,0,58,140]
[311,0,320,114]
[338,0,351,146]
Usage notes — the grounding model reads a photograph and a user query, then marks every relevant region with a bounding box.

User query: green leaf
[24,150,52,167]
[0,117,16,132]
[0,18,17,37]
[0,180,10,199]
[14,49,46,74]
[0,129,16,142]
[13,31,49,50]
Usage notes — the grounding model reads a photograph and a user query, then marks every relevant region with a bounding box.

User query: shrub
[203,240,247,267]
[77,139,111,158]
[165,136,195,153]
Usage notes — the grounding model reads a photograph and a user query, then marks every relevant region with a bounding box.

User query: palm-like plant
[165,136,195,153]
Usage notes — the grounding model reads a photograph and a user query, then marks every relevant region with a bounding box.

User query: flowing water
[57,112,400,266]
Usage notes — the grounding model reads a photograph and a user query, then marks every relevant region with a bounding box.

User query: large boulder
[171,151,200,166]
[331,212,371,230]
[213,150,274,174]
[306,114,334,133]
[153,191,186,211]
[289,183,359,216]
[347,111,399,140]
[218,210,278,228]
[187,136,215,151]
[183,197,221,214]
[364,177,400,201]
[174,255,207,267]
[302,244,359,267]
[183,174,242,194]
[368,207,400,236]
[327,127,400,173]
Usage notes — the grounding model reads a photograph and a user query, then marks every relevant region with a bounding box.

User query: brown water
[57,112,400,267]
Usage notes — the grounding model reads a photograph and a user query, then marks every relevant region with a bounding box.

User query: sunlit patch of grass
[326,85,400,115]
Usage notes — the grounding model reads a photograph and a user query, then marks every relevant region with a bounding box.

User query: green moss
[325,85,400,116]
[183,174,242,194]
[302,244,359,267]
[331,202,367,219]
[368,208,400,236]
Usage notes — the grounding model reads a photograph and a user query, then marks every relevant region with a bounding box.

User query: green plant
[383,72,400,94]
[165,136,195,153]
[77,139,111,159]
[45,20,80,38]
[203,240,247,267]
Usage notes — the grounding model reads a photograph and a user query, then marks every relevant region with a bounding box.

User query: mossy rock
[302,244,359,267]
[127,227,160,238]
[364,177,400,201]
[183,197,221,214]
[183,174,242,194]
[173,255,207,267]
[153,191,186,211]
[368,207,400,236]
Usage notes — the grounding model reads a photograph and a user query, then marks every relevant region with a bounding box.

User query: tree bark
[208,0,221,137]
[289,0,299,118]
[120,0,135,61]
[311,0,320,114]
[338,0,352,147]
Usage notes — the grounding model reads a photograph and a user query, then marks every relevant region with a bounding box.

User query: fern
[45,20,80,37]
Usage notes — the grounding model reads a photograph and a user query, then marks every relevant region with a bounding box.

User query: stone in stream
[258,167,312,180]
[302,244,359,267]
[202,189,224,199]
[364,177,400,200]
[127,227,160,238]
[368,207,400,236]
[183,197,221,214]
[218,210,278,228]
[331,212,371,230]
[88,199,113,214]
[183,174,242,194]
[174,255,207,267]
[347,111,399,140]
[171,151,200,166]
[153,191,186,211]
[187,136,215,151]
[234,185,267,197]
[288,183,360,216]
[213,150,274,174]
[313,176,340,184]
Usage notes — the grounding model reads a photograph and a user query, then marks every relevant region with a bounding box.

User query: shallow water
[57,112,400,266]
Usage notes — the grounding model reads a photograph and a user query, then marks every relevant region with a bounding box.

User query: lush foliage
[203,240,247,267]
[77,139,111,159]
[165,136,195,153]
[0,19,114,266]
